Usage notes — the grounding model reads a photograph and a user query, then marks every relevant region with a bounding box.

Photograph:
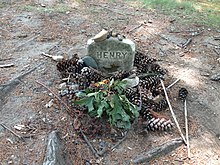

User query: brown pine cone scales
[80,67,104,83]
[139,76,160,90]
[134,51,156,67]
[144,117,174,131]
[142,110,174,131]
[56,54,84,78]
[111,70,131,80]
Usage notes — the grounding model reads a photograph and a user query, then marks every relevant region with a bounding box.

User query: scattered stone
[123,75,139,88]
[200,71,210,77]
[8,160,13,164]
[41,4,46,7]
[14,124,25,131]
[43,131,71,165]
[87,37,135,73]
[80,29,86,33]
[58,82,66,90]
[210,73,220,81]
[148,19,153,23]
[82,56,98,69]
[93,29,109,42]
[17,34,28,38]
[45,99,54,108]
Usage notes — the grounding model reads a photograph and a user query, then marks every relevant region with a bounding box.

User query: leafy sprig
[74,79,139,129]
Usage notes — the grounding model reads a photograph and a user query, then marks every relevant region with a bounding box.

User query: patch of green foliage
[127,0,220,27]
[19,4,70,14]
[74,79,139,129]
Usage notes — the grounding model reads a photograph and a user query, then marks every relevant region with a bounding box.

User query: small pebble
[8,161,13,164]
[148,19,153,23]
[210,73,220,81]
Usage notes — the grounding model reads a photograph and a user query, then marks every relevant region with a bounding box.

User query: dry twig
[160,79,187,144]
[213,49,220,56]
[128,24,143,33]
[181,38,192,48]
[184,99,191,159]
[1,63,43,95]
[166,78,180,90]
[111,131,128,151]
[0,63,14,68]
[41,52,64,61]
[0,58,13,61]
[0,123,25,141]
[13,34,40,52]
[80,129,99,158]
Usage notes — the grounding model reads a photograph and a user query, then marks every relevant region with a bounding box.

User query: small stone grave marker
[87,36,135,73]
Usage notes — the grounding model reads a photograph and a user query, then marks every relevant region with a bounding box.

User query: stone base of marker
[87,37,135,73]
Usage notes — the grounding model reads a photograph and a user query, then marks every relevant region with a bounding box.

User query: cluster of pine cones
[56,52,174,132]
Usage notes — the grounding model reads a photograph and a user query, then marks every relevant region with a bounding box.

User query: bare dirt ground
[0,0,220,164]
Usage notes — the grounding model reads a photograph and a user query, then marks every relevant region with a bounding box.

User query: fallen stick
[0,123,25,141]
[111,131,128,151]
[0,57,13,61]
[128,23,143,33]
[80,129,99,158]
[0,63,14,68]
[41,52,64,61]
[132,138,183,164]
[166,78,180,90]
[184,99,191,159]
[181,38,192,48]
[137,85,142,111]
[35,80,73,115]
[213,49,220,56]
[1,63,43,94]
[160,79,187,144]
[13,34,40,52]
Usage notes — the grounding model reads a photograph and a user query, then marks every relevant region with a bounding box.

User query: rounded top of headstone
[87,33,136,73]
[87,38,135,52]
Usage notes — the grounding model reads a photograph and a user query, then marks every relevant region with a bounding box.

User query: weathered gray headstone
[87,37,135,73]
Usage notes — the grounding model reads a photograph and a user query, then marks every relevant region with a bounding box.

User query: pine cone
[142,110,174,131]
[140,108,152,120]
[149,63,166,76]
[127,92,141,107]
[78,75,91,90]
[178,88,188,100]
[125,87,138,98]
[56,54,84,78]
[81,67,104,83]
[134,51,156,67]
[144,117,174,131]
[81,67,91,78]
[111,70,130,80]
[139,76,160,90]
[57,54,79,72]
